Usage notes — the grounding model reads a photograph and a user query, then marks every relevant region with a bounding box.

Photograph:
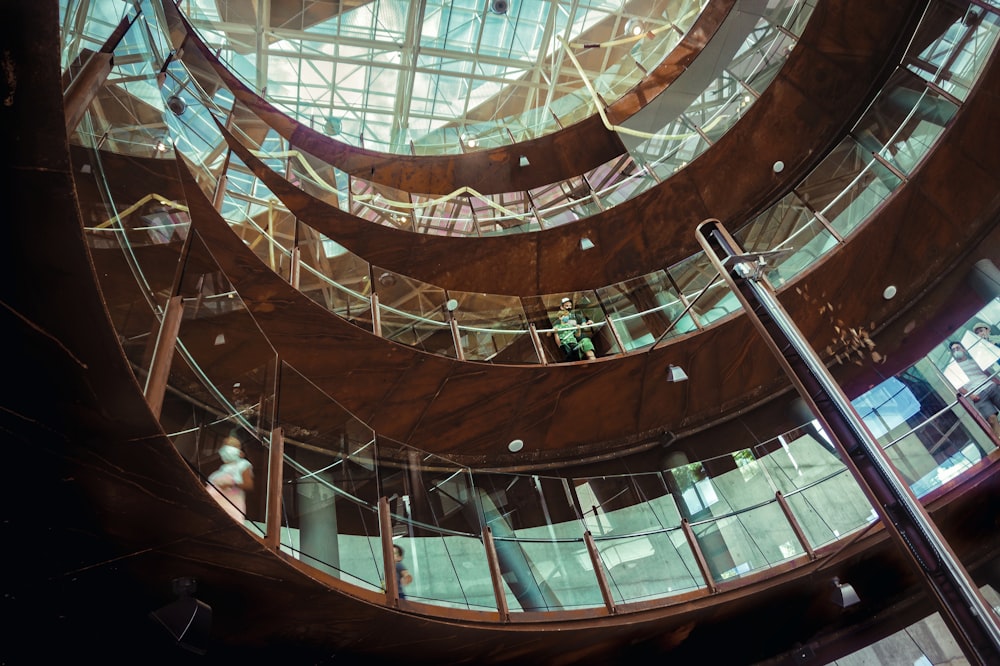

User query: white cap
[973,321,991,332]
[561,297,572,304]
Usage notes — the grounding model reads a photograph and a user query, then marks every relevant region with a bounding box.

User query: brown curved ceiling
[14,4,1000,663]
[168,0,926,296]
[159,0,740,196]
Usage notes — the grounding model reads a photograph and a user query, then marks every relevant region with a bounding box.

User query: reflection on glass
[448,292,531,362]
[597,271,684,350]
[734,193,838,289]
[796,135,901,239]
[669,252,740,327]
[596,528,701,604]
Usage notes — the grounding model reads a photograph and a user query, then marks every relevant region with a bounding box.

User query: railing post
[482,527,510,622]
[583,531,617,614]
[956,392,1000,445]
[378,497,400,606]
[528,323,549,365]
[371,292,383,337]
[681,519,717,594]
[64,51,114,134]
[212,151,232,211]
[143,295,184,419]
[603,317,628,356]
[64,12,137,134]
[448,312,465,361]
[289,246,301,289]
[264,427,285,550]
[775,491,816,561]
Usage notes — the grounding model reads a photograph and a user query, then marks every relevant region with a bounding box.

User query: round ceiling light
[508,439,524,452]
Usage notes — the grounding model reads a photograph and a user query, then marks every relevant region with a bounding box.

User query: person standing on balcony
[552,296,597,361]
[949,341,1000,439]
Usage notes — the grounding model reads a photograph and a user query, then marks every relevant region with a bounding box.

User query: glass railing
[186,4,814,233]
[73,98,1000,616]
[55,0,818,239]
[64,0,1000,624]
[62,2,1000,373]
[68,2,994,366]
[151,343,999,616]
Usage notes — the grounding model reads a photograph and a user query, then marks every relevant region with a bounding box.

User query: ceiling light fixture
[325,117,342,135]
[666,365,688,382]
[830,577,860,608]
[624,18,645,37]
[166,94,186,116]
[882,285,897,300]
[580,237,595,250]
[508,439,524,452]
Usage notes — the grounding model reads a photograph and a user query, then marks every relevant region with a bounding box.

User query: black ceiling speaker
[166,94,187,116]
[150,577,212,654]
[490,0,509,15]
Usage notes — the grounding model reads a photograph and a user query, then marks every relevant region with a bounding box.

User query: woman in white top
[207,436,254,522]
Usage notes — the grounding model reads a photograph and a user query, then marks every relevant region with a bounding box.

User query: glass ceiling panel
[172,0,714,153]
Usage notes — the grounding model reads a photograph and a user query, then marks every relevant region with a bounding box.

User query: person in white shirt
[949,341,1000,438]
[207,436,254,521]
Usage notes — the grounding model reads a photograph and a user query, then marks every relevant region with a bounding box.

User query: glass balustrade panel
[594,528,702,604]
[741,28,797,93]
[668,252,740,328]
[637,118,709,179]
[734,193,838,290]
[907,3,1000,102]
[782,471,879,550]
[597,271,686,351]
[297,236,374,331]
[390,532,500,612]
[373,269,452,355]
[797,135,901,240]
[504,534,607,611]
[447,292,533,363]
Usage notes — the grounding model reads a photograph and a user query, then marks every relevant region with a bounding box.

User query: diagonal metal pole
[695,219,1000,665]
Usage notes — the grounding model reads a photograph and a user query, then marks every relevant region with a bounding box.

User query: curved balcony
[171,371,999,623]
[75,0,1000,434]
[73,1,977,304]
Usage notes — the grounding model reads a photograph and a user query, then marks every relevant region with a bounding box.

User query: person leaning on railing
[552,296,597,361]
[949,340,1000,439]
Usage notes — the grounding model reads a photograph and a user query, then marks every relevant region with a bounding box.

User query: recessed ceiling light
[508,439,524,452]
